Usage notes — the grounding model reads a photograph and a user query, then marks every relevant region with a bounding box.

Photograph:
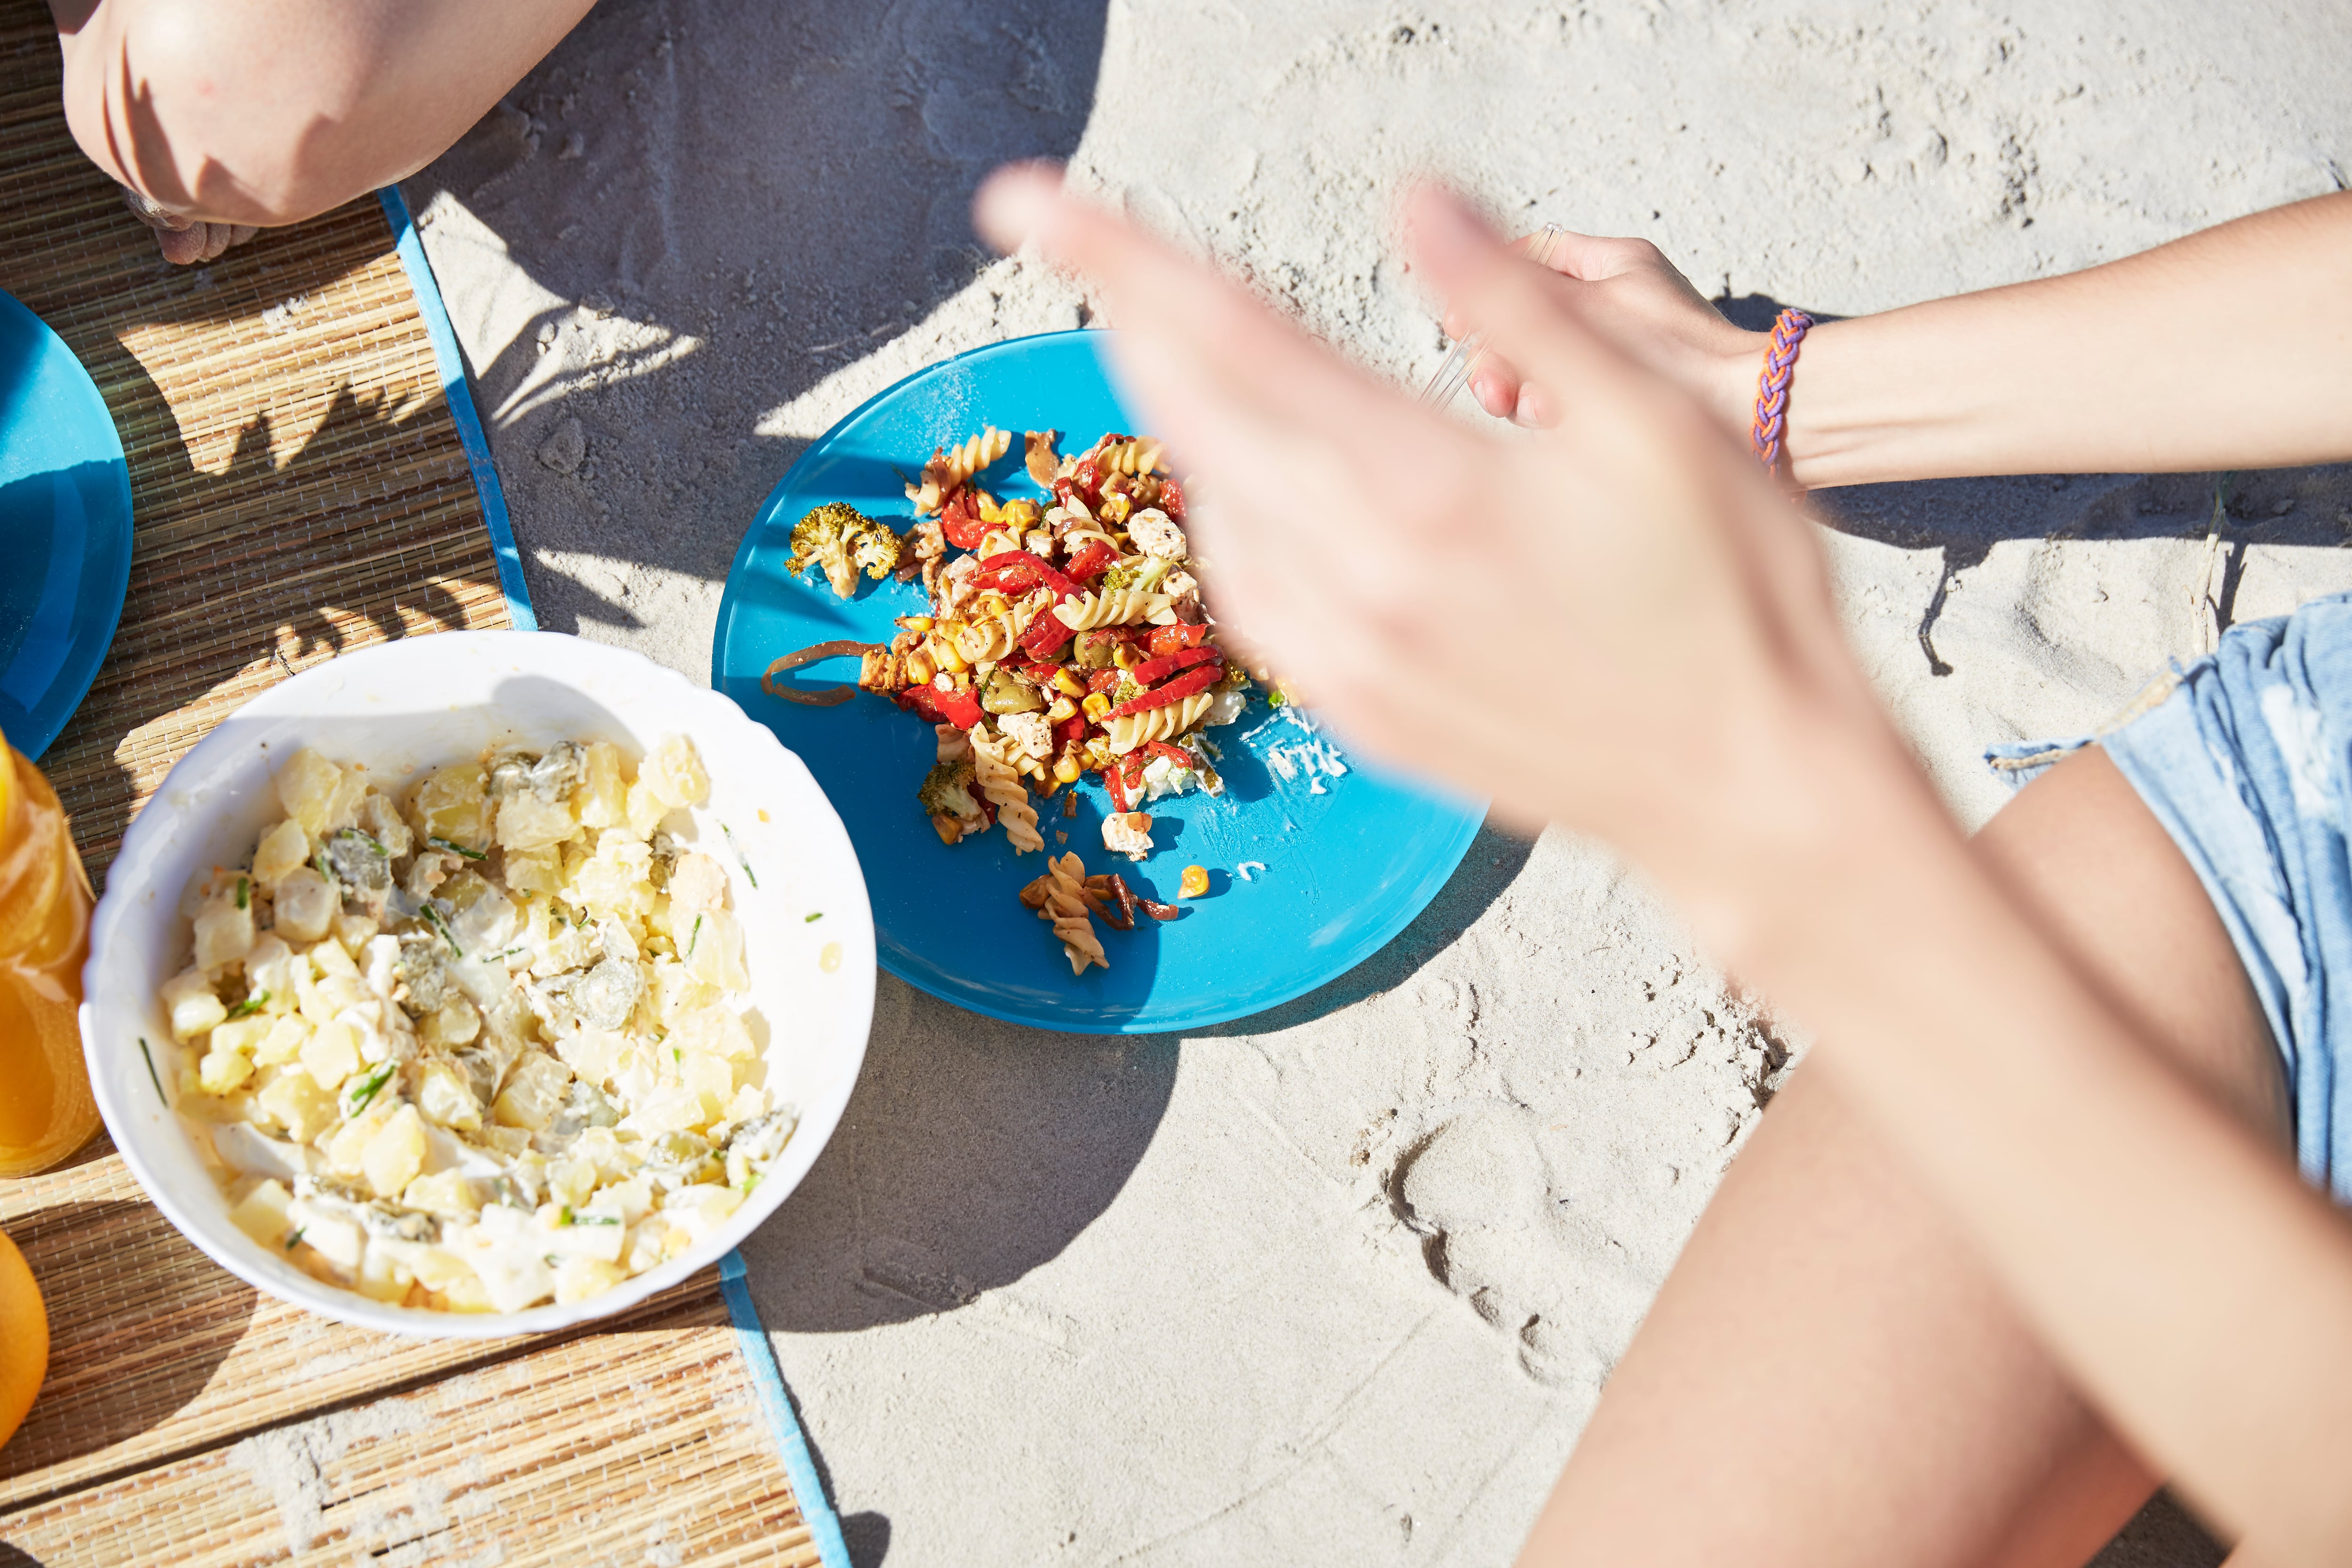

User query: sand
[402,3,2352,1563]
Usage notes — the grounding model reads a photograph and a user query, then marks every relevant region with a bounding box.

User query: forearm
[1756,193,2352,487]
[1706,728,2352,1553]
[50,0,594,225]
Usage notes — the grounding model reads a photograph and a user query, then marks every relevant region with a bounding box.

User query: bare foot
[120,187,258,265]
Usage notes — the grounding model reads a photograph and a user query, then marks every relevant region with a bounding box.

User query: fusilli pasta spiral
[971,731,1044,853]
[935,723,971,765]
[907,426,1014,514]
[1040,852,1107,973]
[1052,590,1176,630]
[1093,438,1164,476]
[1106,692,1215,755]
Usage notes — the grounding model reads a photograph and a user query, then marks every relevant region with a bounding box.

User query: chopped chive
[429,836,487,861]
[421,903,462,957]
[557,1205,574,1227]
[138,1037,167,1105]
[743,1172,762,1196]
[235,877,250,911]
[225,990,271,1020]
[343,1060,395,1116]
[575,1214,619,1226]
[803,911,823,923]
[722,823,759,889]
[687,914,702,958]
[285,1228,305,1252]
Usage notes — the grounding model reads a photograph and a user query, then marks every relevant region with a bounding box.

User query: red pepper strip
[894,684,945,723]
[939,491,990,550]
[1143,741,1198,771]
[1144,621,1211,657]
[1156,475,1186,522]
[1018,611,1076,661]
[1086,668,1126,696]
[1104,764,1133,814]
[929,679,985,730]
[1105,665,1221,720]
[1063,540,1117,585]
[978,550,1082,600]
[1127,646,1222,689]
[1053,714,1090,747]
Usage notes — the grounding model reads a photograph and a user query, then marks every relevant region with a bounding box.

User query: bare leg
[1516,746,2290,1568]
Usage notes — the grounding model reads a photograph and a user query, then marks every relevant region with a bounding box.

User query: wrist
[1704,330,1770,443]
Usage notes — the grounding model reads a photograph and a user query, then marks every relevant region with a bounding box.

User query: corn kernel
[1051,667,1087,699]
[1081,693,1112,720]
[896,615,934,633]
[1112,643,1140,670]
[1046,695,1077,723]
[1052,752,1083,784]
[1180,865,1210,899]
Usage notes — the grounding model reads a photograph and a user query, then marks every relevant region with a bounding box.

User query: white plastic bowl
[80,631,874,1338]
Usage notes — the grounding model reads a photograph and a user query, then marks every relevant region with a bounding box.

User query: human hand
[1446,230,1761,440]
[120,187,258,266]
[974,168,1913,944]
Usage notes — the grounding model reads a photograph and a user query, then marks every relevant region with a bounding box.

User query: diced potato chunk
[198,1046,254,1094]
[309,936,358,979]
[554,1026,626,1092]
[554,1257,627,1304]
[286,1197,366,1270]
[492,1052,574,1132]
[193,897,255,971]
[409,763,489,850]
[568,832,657,919]
[300,1019,361,1092]
[332,912,378,953]
[663,1183,745,1242]
[277,749,358,838]
[324,1106,390,1179]
[358,792,414,859]
[296,966,361,1027]
[273,866,335,942]
[502,843,563,897]
[678,1050,733,1120]
[361,1104,428,1198]
[576,742,627,829]
[230,1179,294,1247]
[254,1013,310,1067]
[669,1004,754,1061]
[642,735,710,810]
[257,1071,337,1142]
[162,967,226,1041]
[252,819,310,887]
[623,779,667,840]
[496,792,577,853]
[355,1245,409,1302]
[683,907,748,992]
[414,1060,483,1133]
[244,934,295,1008]
[420,998,480,1051]
[548,1157,597,1209]
[207,1015,271,1058]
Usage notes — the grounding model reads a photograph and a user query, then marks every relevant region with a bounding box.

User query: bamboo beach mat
[1,10,831,1564]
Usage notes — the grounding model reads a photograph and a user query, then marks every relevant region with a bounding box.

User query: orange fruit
[0,1228,48,1451]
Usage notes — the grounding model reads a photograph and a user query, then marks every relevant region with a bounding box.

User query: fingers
[156,223,210,266]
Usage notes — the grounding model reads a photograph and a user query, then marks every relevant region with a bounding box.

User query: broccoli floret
[787,502,903,600]
[1098,555,1170,594]
[918,758,983,821]
[1109,675,1146,708]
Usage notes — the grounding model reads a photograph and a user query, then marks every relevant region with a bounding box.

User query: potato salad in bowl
[82,631,874,1338]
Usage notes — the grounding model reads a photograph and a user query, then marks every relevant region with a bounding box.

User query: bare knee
[57,0,374,224]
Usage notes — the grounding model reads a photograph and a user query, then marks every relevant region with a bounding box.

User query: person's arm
[977,167,2352,1557]
[1462,191,2352,486]
[47,0,595,229]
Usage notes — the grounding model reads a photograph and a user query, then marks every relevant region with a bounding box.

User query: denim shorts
[1986,593,2352,1205]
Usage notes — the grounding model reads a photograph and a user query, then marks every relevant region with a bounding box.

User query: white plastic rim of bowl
[79,631,875,1339]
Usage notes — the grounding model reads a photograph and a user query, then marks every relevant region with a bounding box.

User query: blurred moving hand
[975,166,1905,950]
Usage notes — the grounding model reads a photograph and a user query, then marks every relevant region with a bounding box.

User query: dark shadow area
[0,1543,50,1566]
[402,0,1112,639]
[0,1200,258,1486]
[2090,1489,2226,1568]
[741,975,1176,1333]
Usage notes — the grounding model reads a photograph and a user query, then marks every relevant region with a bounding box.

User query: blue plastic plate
[0,288,133,760]
[712,330,1483,1033]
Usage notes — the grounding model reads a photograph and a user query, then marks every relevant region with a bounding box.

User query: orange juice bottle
[0,729,98,1177]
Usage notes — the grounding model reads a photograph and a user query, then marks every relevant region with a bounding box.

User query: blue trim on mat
[376,185,537,630]
[721,1250,852,1567]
